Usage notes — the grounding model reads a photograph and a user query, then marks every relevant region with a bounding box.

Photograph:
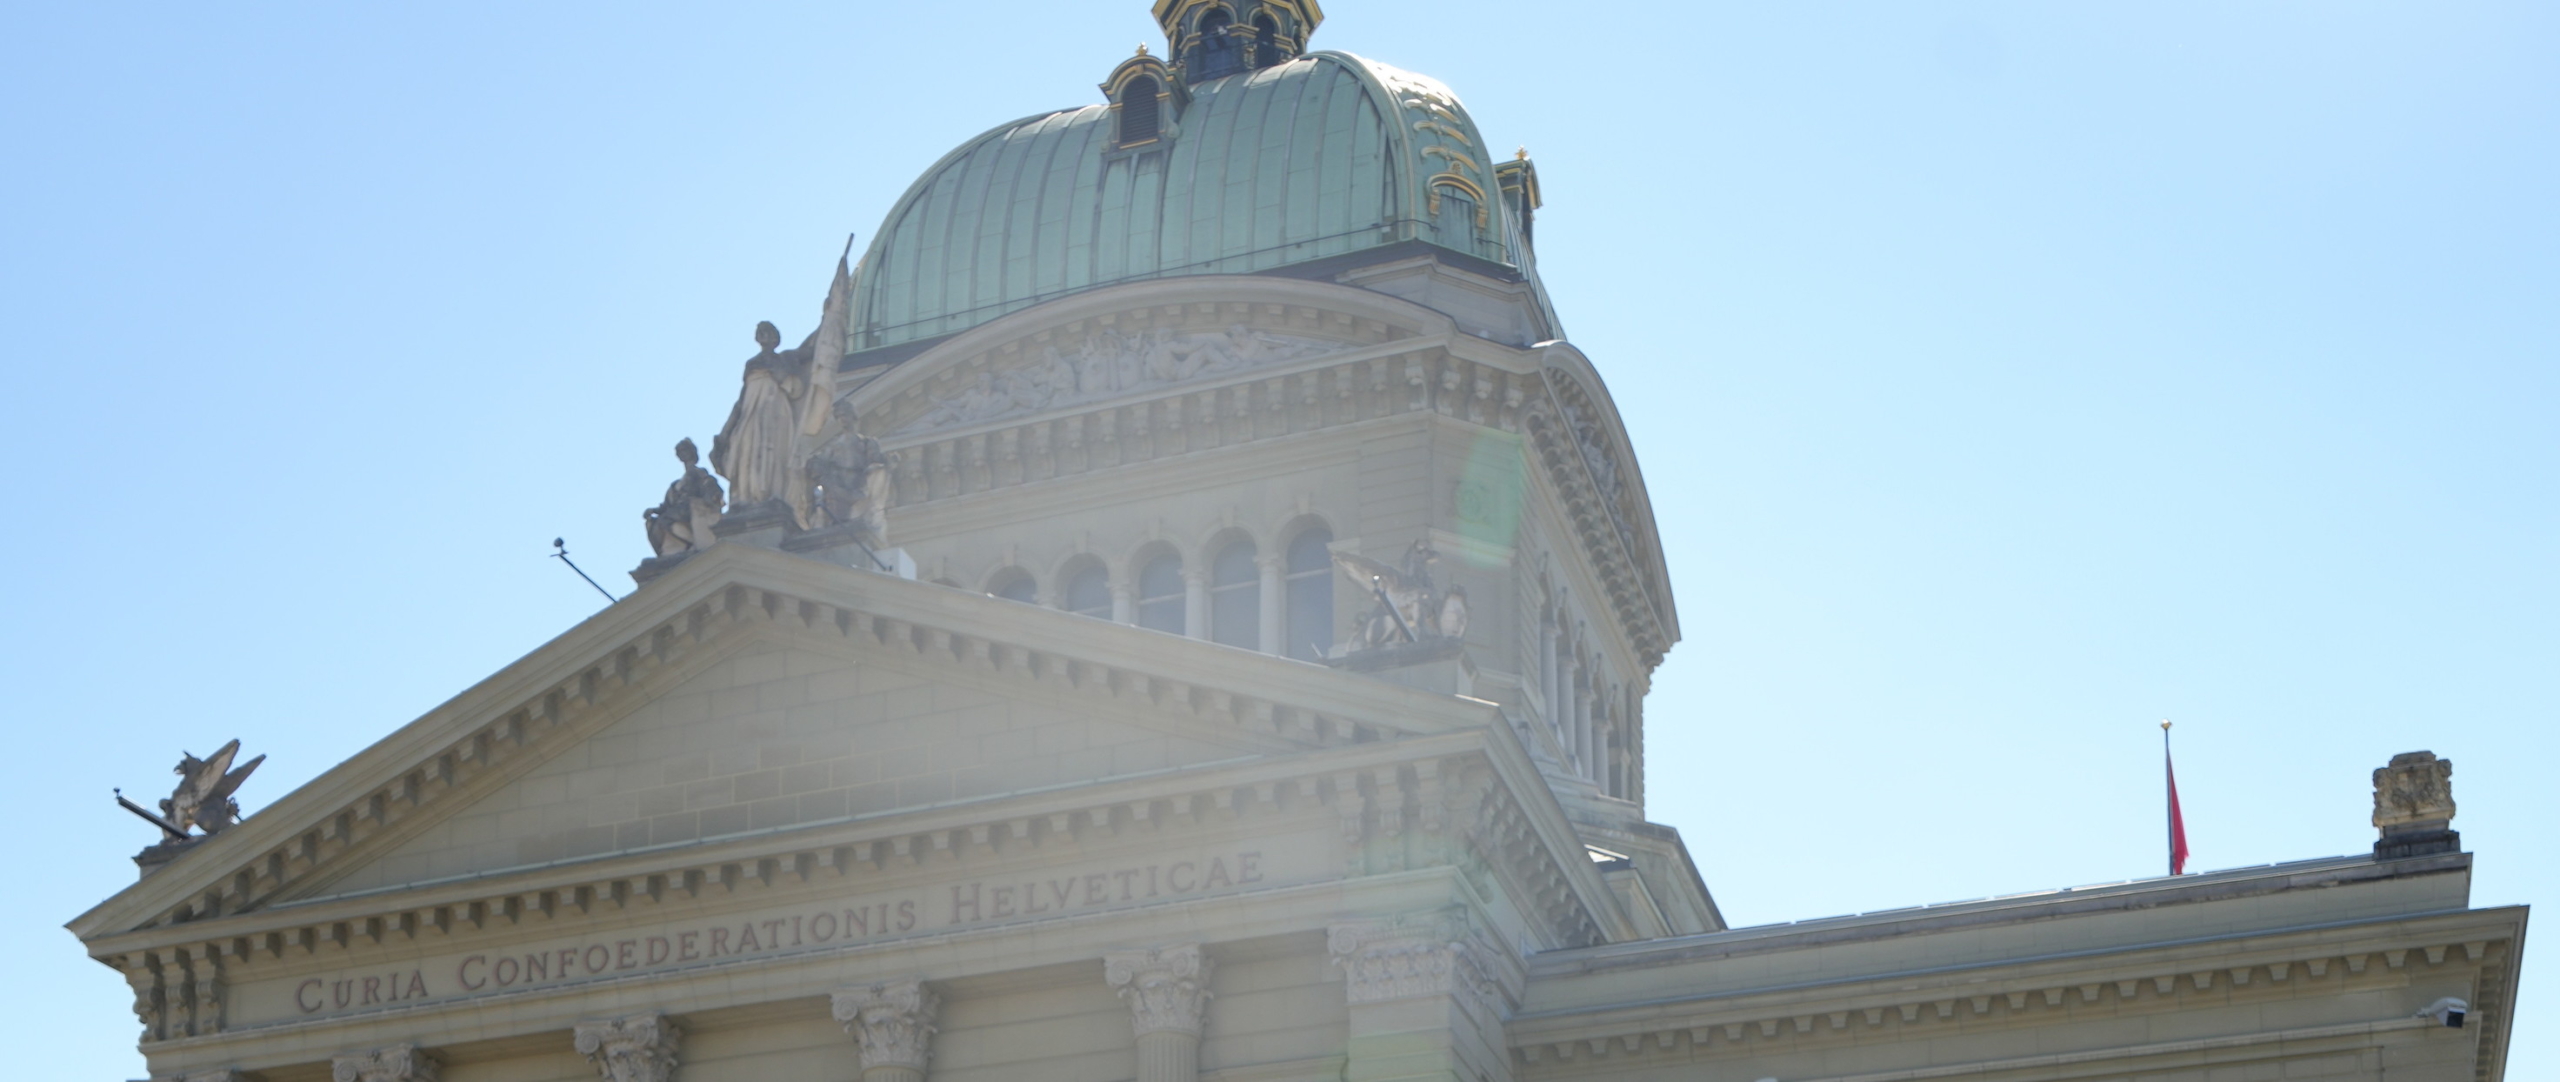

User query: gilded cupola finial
[1151,0,1322,84]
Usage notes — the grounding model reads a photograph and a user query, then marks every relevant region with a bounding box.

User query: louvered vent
[1119,77,1162,146]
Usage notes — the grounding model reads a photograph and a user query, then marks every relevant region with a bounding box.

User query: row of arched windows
[974,526,1336,660]
[1186,8,1288,83]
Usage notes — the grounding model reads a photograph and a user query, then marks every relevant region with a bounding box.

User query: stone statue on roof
[804,397,893,544]
[711,321,814,518]
[162,739,263,836]
[1334,540,1464,654]
[642,438,725,558]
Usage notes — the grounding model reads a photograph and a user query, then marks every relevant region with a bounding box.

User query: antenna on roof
[550,538,619,604]
[114,788,186,841]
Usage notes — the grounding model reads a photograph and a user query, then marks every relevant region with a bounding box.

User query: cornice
[849,275,1463,434]
[1521,351,1674,668]
[88,731,1487,959]
[101,718,1638,1051]
[1506,910,2525,1071]
[73,543,1520,943]
[1532,852,2473,978]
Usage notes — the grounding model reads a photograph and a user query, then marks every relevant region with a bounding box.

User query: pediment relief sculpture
[891,324,1351,436]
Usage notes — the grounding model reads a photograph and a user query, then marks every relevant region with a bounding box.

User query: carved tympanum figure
[804,398,892,542]
[641,438,725,558]
[712,321,813,514]
[163,738,263,836]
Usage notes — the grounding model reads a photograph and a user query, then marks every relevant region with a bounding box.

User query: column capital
[832,979,942,1073]
[573,1011,681,1082]
[1104,943,1214,1037]
[332,1044,439,1082]
[1327,908,1516,1017]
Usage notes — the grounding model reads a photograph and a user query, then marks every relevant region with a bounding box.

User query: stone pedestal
[711,499,798,549]
[627,551,694,587]
[1326,638,1473,697]
[783,522,916,577]
[2372,751,2460,859]
[132,837,201,879]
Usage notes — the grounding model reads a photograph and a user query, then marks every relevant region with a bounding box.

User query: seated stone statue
[643,438,726,558]
[804,398,892,543]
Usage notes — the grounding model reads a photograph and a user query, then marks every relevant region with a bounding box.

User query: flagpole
[2161,719,2175,877]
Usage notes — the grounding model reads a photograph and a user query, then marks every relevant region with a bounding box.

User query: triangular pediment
[315,635,1271,898]
[70,543,1494,942]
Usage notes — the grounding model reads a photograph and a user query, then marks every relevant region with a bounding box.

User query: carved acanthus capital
[573,1012,682,1082]
[1328,908,1515,1018]
[831,980,941,1072]
[332,1044,439,1082]
[2373,751,2456,829]
[1103,944,1214,1037]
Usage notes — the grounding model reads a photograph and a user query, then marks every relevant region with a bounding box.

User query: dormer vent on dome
[1100,46,1179,149]
[1155,0,1320,83]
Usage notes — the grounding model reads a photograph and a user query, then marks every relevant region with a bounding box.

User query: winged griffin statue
[159,739,265,837]
[1333,540,1469,655]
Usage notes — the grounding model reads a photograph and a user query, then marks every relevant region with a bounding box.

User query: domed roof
[847,51,1538,359]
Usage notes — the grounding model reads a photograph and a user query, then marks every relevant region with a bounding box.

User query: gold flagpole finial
[2160,719,2172,731]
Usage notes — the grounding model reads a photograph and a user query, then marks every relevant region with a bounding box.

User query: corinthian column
[573,1012,681,1082]
[832,980,941,1082]
[332,1044,439,1082]
[1329,911,1517,1082]
[1104,944,1213,1082]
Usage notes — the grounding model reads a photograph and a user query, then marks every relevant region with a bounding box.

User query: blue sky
[3,2,2550,1076]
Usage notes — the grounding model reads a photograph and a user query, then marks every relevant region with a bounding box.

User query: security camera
[2417,997,2468,1028]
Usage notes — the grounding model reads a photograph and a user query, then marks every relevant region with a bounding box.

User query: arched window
[1251,13,1282,68]
[1192,7,1243,80]
[987,569,1036,604]
[1118,75,1161,147]
[1209,540,1258,648]
[1284,526,1333,660]
[1063,563,1112,620]
[1137,553,1186,634]
[1433,185,1480,255]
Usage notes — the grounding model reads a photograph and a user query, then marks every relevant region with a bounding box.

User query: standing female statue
[711,321,812,514]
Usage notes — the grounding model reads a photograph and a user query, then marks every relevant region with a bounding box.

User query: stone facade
[69,5,2523,1081]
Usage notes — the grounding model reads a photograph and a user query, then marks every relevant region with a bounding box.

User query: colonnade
[235,943,1215,1082]
[184,923,1500,1082]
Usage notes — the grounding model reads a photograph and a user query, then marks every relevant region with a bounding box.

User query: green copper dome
[847,51,1540,358]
